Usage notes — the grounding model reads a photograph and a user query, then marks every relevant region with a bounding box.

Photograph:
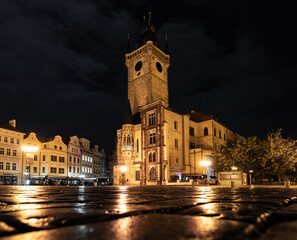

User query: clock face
[156,62,162,72]
[135,61,143,71]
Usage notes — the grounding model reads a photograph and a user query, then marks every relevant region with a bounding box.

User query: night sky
[1,0,297,151]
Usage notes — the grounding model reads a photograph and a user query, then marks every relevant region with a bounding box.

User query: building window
[6,163,10,170]
[149,133,156,144]
[34,155,37,161]
[204,127,208,136]
[51,155,57,162]
[10,138,14,144]
[78,158,79,164]
[4,137,7,142]
[59,146,62,150]
[43,155,45,161]
[44,144,46,148]
[7,149,11,156]
[17,139,20,145]
[135,170,140,181]
[189,127,194,136]
[50,167,57,173]
[59,157,65,163]
[77,167,79,173]
[73,167,76,173]
[175,139,178,148]
[149,153,152,162]
[69,156,72,162]
[214,128,216,136]
[0,162,3,169]
[54,145,57,149]
[148,113,156,126]
[12,163,16,170]
[190,142,195,149]
[59,168,64,174]
[82,167,84,172]
[137,139,139,153]
[74,157,76,163]
[13,150,17,156]
[149,167,156,181]
[219,130,222,139]
[33,167,37,173]
[174,121,178,129]
[224,133,226,141]
[69,167,71,172]
[42,167,45,173]
[82,155,84,161]
[153,152,156,162]
[176,158,179,164]
[0,148,4,155]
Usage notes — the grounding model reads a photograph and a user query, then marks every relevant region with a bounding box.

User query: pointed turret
[136,9,159,49]
[123,99,133,124]
[164,34,169,54]
[126,33,130,53]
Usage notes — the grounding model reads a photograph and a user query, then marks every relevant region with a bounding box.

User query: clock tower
[125,11,170,115]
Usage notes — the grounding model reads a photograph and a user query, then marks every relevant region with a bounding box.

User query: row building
[0,120,108,185]
[114,12,235,185]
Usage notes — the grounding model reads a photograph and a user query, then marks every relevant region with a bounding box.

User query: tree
[214,134,267,181]
[265,129,297,182]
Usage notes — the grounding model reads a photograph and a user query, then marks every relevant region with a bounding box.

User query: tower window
[219,130,222,139]
[149,153,152,162]
[204,127,208,136]
[148,113,156,126]
[174,121,178,129]
[137,139,139,153]
[153,152,156,162]
[224,133,226,141]
[214,128,217,136]
[189,127,194,136]
[149,133,156,144]
[175,139,178,148]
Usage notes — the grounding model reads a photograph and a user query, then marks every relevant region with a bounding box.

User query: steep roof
[123,100,133,124]
[136,10,159,49]
[0,123,24,133]
[39,137,55,143]
[189,110,213,122]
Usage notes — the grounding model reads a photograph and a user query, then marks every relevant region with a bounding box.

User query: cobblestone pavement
[0,185,297,240]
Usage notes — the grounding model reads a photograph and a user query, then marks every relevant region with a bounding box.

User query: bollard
[231,181,235,188]
[285,180,290,188]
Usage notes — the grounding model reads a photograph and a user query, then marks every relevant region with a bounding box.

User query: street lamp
[231,166,238,171]
[199,160,211,185]
[22,145,39,183]
[249,170,253,185]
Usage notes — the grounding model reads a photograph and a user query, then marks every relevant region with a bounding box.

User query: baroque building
[114,12,235,185]
[0,120,25,185]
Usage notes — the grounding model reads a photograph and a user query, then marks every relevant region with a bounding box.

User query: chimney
[94,145,99,151]
[9,119,16,128]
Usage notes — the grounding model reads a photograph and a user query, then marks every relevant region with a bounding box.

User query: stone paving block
[1,214,259,240]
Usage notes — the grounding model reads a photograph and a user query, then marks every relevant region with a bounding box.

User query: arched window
[149,153,152,162]
[137,139,139,153]
[214,128,216,136]
[149,167,156,181]
[153,152,156,162]
[127,135,131,150]
[204,127,208,136]
[123,136,126,150]
[224,133,226,141]
[219,130,221,139]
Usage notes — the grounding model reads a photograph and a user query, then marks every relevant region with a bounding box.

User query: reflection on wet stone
[1,186,297,239]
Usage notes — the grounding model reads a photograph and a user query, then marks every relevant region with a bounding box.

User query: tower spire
[165,34,169,54]
[126,33,130,53]
[136,9,159,49]
[123,99,133,124]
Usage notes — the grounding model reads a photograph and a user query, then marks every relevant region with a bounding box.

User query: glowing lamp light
[22,146,39,153]
[120,166,127,172]
[199,160,211,167]
[232,166,238,171]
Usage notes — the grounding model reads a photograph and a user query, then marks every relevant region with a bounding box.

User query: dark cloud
[0,0,296,150]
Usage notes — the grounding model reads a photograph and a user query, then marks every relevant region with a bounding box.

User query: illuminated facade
[39,135,68,180]
[114,12,235,185]
[0,120,25,185]
[79,137,93,178]
[64,136,81,178]
[22,132,42,183]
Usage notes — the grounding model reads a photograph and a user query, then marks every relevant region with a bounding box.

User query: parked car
[208,176,218,185]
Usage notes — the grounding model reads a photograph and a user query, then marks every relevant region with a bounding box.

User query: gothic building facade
[114,12,234,185]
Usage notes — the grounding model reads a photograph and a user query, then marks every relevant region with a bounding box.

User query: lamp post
[120,166,127,185]
[249,170,253,185]
[199,160,211,185]
[22,146,38,184]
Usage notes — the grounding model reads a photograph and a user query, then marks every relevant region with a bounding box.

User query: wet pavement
[0,185,297,240]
